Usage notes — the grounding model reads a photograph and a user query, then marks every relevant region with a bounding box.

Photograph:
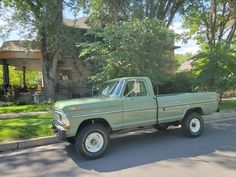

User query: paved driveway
[0,116,236,177]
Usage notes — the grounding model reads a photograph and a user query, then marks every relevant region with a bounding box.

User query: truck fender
[183,107,203,120]
[76,118,112,135]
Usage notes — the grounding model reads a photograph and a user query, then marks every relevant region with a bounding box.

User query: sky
[170,17,200,54]
[0,8,200,55]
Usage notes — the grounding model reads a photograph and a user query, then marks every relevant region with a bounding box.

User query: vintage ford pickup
[52,77,218,159]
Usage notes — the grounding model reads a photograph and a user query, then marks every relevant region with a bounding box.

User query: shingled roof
[63,17,89,29]
[0,40,39,52]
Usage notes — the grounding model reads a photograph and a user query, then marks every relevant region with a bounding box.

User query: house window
[59,69,72,81]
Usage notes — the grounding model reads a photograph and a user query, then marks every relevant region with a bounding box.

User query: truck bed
[156,92,218,124]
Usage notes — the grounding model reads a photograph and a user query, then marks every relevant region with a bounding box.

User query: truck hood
[53,96,121,112]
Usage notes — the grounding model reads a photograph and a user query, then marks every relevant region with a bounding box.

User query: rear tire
[182,112,204,138]
[75,124,110,160]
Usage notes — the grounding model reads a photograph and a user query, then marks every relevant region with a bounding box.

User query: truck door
[122,80,157,128]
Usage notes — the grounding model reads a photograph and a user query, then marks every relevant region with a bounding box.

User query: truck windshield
[97,80,124,97]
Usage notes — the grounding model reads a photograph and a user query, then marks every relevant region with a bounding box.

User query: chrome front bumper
[51,121,66,141]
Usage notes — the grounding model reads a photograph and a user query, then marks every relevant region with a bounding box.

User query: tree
[193,45,236,102]
[0,0,66,100]
[71,0,186,26]
[182,0,236,50]
[182,0,236,101]
[80,18,175,85]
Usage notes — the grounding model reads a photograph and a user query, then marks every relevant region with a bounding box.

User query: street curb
[0,136,59,153]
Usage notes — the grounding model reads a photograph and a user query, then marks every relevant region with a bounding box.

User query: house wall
[56,57,94,99]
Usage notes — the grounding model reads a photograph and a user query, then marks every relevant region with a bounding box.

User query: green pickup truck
[52,77,218,159]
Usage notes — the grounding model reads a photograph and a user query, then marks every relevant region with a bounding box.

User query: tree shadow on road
[65,120,236,172]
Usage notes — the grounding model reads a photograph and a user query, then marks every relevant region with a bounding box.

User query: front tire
[75,124,110,160]
[182,112,204,138]
[66,137,75,144]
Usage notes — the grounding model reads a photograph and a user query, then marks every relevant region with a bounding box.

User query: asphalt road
[0,116,236,177]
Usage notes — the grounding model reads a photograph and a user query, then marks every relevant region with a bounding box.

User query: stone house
[0,17,179,101]
[0,17,95,100]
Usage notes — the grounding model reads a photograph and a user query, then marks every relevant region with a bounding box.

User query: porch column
[2,59,9,92]
[22,66,26,89]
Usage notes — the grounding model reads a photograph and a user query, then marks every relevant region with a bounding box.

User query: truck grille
[53,111,62,121]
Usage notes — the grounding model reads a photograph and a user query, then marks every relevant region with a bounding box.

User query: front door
[122,80,157,128]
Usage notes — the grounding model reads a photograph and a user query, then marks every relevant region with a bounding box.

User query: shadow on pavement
[65,119,236,172]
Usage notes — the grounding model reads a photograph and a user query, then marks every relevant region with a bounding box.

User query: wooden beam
[0,51,41,59]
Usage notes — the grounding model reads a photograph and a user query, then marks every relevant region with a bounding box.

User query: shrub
[158,72,194,94]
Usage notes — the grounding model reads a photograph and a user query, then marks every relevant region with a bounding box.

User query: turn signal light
[63,125,70,130]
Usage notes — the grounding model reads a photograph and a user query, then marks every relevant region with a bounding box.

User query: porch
[0,41,45,103]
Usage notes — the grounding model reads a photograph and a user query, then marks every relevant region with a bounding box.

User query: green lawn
[219,99,236,112]
[0,114,54,143]
[0,104,51,114]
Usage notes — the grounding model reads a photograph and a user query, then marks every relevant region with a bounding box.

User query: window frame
[122,80,148,97]
[58,69,72,81]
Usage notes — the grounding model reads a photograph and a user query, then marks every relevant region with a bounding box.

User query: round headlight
[61,114,70,126]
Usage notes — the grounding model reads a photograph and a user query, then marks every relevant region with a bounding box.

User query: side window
[124,81,147,97]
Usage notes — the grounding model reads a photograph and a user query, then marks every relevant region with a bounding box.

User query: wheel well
[184,107,203,118]
[76,118,112,135]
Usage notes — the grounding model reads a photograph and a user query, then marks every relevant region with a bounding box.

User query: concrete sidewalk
[203,112,236,120]
[0,111,51,119]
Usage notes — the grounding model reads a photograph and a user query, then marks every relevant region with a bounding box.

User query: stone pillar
[2,59,9,92]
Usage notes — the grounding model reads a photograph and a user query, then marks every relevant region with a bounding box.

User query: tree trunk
[40,0,63,100]
[219,91,223,104]
[40,29,55,100]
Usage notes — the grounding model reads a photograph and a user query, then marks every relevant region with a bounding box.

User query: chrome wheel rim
[85,132,104,153]
[190,118,201,133]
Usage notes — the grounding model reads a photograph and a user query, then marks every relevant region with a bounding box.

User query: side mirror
[133,82,141,94]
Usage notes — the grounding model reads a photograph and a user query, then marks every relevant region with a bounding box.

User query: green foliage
[80,18,175,85]
[181,0,236,99]
[0,66,41,87]
[0,114,53,143]
[193,44,236,97]
[72,0,186,27]
[182,0,236,50]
